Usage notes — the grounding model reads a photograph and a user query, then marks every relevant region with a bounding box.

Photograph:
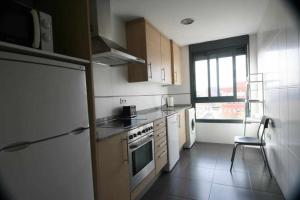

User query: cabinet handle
[156,122,165,127]
[159,150,167,159]
[121,138,128,162]
[175,72,177,83]
[158,140,166,148]
[178,115,181,128]
[161,68,165,82]
[148,63,152,80]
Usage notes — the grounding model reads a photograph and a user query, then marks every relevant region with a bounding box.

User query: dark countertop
[96,105,192,141]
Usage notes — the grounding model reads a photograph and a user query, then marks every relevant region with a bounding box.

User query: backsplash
[257,0,300,198]
[93,64,168,118]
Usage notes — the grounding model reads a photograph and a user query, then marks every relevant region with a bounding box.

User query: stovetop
[97,117,148,129]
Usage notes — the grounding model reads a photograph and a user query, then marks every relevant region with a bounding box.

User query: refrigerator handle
[70,127,89,135]
[1,127,90,153]
[1,141,32,152]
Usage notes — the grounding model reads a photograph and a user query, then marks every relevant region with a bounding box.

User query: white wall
[93,14,167,119]
[256,0,300,198]
[169,35,259,144]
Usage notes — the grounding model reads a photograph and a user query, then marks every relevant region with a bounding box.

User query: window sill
[196,119,243,123]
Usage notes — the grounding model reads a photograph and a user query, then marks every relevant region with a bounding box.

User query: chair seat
[234,136,265,145]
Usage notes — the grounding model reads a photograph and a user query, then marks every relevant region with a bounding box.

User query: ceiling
[111,0,269,46]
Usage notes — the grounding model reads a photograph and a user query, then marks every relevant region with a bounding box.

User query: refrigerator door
[0,53,89,149]
[0,129,94,200]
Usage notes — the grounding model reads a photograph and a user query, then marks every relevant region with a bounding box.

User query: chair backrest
[256,116,270,143]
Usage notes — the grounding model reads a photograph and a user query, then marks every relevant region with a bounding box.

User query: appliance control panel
[127,122,153,142]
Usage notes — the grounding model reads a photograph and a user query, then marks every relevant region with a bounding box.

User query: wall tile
[257,0,300,198]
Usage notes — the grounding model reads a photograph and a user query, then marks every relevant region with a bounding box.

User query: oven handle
[129,134,154,151]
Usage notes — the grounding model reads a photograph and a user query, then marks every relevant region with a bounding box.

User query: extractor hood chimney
[90,0,145,66]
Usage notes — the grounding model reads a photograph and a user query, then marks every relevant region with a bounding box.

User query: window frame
[189,35,249,123]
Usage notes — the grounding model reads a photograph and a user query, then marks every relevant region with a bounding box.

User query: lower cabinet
[178,110,187,149]
[96,133,130,200]
[154,118,168,174]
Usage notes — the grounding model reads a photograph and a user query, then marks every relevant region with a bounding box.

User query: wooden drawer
[153,118,166,131]
[155,145,167,161]
[154,128,166,141]
[155,146,168,174]
[155,135,167,153]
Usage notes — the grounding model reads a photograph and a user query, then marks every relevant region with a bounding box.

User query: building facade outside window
[189,35,249,123]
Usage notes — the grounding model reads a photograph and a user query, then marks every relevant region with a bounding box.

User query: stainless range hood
[90,0,145,66]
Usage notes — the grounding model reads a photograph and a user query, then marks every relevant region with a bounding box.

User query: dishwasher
[164,113,180,171]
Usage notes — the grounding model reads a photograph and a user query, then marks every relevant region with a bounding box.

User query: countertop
[96,105,192,141]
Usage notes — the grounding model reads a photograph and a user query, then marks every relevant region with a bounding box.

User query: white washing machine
[184,108,196,148]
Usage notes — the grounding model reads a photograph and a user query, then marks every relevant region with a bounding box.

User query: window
[190,35,249,122]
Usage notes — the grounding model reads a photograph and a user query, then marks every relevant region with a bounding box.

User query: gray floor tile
[171,163,214,182]
[141,143,284,200]
[142,190,195,200]
[209,184,254,200]
[249,173,282,194]
[162,176,212,200]
[213,169,251,189]
[253,191,284,200]
[186,155,217,169]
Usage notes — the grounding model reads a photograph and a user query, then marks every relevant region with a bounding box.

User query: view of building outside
[195,55,247,120]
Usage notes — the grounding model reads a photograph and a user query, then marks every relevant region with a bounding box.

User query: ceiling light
[180,18,194,25]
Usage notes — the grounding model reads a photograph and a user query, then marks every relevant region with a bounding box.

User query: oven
[127,122,155,189]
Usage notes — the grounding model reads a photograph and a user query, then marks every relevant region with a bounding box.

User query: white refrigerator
[0,51,94,200]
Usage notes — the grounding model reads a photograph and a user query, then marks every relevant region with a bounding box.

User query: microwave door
[0,2,36,47]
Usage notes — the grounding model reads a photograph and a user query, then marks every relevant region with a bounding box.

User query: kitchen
[0,0,300,200]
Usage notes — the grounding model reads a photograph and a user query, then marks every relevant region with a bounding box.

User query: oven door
[128,133,155,189]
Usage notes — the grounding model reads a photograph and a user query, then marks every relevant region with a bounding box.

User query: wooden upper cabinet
[145,23,162,82]
[160,34,172,85]
[171,41,182,85]
[126,18,161,83]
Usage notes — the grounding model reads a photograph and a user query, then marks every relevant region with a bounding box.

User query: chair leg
[260,146,267,165]
[230,144,238,172]
[261,146,272,177]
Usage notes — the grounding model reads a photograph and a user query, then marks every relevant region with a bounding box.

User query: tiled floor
[141,142,284,200]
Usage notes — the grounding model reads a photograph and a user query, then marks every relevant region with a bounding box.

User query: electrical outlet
[120,98,127,104]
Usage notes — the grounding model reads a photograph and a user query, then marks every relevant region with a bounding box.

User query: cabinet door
[97,133,130,200]
[160,34,172,84]
[145,22,162,82]
[171,41,182,85]
[126,19,149,82]
[178,111,186,149]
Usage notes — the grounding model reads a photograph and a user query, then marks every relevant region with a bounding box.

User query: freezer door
[0,129,94,200]
[0,55,89,148]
